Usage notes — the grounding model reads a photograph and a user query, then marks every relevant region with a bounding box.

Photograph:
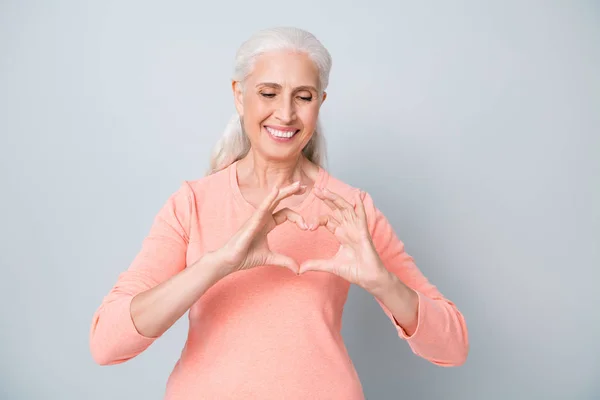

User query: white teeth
[266,127,297,138]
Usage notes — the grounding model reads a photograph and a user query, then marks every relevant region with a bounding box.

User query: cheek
[298,105,319,127]
[242,97,255,117]
[242,102,270,141]
[245,100,273,123]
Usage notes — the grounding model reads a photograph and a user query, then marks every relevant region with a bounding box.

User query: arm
[129,251,227,338]
[89,182,222,365]
[361,191,469,367]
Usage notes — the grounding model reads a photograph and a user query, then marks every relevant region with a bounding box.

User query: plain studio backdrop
[1,1,599,399]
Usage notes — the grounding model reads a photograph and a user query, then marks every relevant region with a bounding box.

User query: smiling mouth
[264,126,300,141]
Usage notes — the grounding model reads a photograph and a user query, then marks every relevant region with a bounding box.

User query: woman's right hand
[215,181,309,275]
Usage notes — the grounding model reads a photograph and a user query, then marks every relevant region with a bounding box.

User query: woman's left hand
[299,187,390,292]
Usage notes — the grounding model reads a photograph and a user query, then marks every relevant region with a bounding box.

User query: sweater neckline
[228,159,328,214]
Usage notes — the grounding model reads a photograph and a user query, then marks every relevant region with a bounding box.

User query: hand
[216,181,309,276]
[300,188,389,291]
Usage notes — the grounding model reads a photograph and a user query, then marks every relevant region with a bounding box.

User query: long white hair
[207,27,332,175]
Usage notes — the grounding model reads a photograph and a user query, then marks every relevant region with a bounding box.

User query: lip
[263,126,299,143]
[263,124,299,132]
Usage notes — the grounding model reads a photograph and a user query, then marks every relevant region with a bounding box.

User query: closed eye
[260,92,312,102]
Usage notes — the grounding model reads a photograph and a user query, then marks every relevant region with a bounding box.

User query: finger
[270,181,307,211]
[355,191,368,223]
[313,187,338,211]
[308,214,340,234]
[266,252,300,274]
[273,207,308,230]
[234,207,266,247]
[259,185,281,213]
[321,188,354,211]
[299,259,334,274]
[277,181,303,199]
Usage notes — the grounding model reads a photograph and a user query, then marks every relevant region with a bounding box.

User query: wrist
[368,265,416,305]
[369,270,419,329]
[191,250,232,283]
[366,267,398,297]
[364,262,399,296]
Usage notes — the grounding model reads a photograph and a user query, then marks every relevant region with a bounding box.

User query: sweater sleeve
[89,182,194,366]
[360,190,469,367]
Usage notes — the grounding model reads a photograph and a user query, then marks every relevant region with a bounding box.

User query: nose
[274,97,296,124]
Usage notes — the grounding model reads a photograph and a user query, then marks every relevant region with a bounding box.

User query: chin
[259,147,303,162]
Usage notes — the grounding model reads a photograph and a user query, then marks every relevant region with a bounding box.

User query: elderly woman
[90,26,469,399]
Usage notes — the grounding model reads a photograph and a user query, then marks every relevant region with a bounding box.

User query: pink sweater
[90,161,469,399]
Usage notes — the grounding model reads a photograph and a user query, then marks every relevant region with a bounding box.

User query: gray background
[1,1,599,399]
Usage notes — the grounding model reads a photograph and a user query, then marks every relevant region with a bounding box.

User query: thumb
[299,259,333,275]
[265,252,299,274]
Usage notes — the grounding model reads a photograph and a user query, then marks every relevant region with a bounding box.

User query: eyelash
[260,93,312,102]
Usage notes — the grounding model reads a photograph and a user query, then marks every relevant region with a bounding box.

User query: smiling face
[233,50,327,163]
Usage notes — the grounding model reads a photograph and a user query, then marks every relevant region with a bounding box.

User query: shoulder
[177,165,231,203]
[155,166,231,221]
[155,167,230,231]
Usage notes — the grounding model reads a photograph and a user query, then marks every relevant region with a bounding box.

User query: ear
[320,91,327,106]
[232,80,244,117]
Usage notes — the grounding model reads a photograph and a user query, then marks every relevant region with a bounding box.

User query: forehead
[248,50,319,88]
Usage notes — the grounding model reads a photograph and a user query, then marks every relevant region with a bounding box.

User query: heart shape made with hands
[229,180,387,291]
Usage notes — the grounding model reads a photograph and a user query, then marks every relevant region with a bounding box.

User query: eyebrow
[256,82,318,92]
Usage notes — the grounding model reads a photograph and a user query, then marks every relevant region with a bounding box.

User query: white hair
[207,27,332,175]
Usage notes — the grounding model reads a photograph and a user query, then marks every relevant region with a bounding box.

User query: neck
[237,150,308,191]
